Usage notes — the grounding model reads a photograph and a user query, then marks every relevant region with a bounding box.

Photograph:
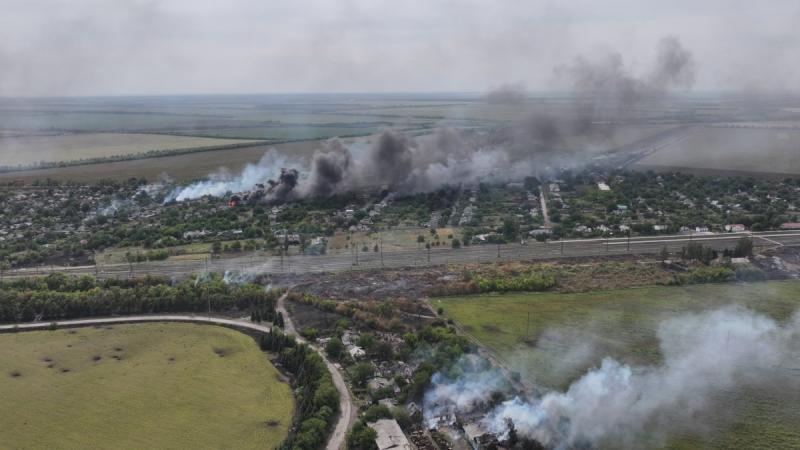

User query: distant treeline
[0,273,280,323]
[259,329,339,450]
[0,140,268,174]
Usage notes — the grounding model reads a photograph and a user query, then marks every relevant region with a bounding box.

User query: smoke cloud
[164,37,696,203]
[165,149,302,202]
[558,35,695,111]
[424,307,800,449]
[306,138,353,196]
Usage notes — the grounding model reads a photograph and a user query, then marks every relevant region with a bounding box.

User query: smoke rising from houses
[423,307,800,449]
[166,37,695,203]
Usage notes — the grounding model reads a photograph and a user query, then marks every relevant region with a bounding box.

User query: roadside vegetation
[258,329,339,450]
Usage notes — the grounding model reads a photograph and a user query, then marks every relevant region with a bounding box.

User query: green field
[0,323,294,450]
[437,281,800,449]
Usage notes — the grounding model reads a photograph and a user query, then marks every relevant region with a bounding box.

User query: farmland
[0,139,329,183]
[0,323,294,450]
[0,133,264,167]
[437,281,800,450]
[634,127,800,177]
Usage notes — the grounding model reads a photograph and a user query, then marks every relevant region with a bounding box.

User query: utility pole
[605,236,609,252]
[379,237,384,267]
[497,243,501,259]
[560,240,564,255]
[627,230,631,252]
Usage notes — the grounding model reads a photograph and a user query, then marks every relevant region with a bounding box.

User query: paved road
[7,231,800,279]
[0,314,272,333]
[0,298,356,450]
[276,292,355,450]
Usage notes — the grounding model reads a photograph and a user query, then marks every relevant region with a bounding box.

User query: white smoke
[165,149,302,202]
[424,307,800,449]
[423,354,511,428]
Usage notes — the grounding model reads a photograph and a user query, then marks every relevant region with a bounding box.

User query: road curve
[0,302,355,450]
[276,292,356,450]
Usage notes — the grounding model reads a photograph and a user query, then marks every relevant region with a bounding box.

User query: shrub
[678,266,735,285]
[735,265,766,282]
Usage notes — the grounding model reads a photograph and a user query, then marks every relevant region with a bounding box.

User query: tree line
[259,329,339,450]
[0,273,280,323]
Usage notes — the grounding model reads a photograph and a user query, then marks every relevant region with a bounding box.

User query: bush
[735,265,766,282]
[326,337,345,360]
[677,266,735,285]
[473,273,556,293]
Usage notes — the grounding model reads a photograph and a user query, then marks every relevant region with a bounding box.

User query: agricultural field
[0,133,264,167]
[634,127,800,176]
[437,281,800,450]
[0,140,328,183]
[0,323,293,450]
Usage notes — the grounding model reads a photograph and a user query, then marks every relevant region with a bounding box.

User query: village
[3,170,800,271]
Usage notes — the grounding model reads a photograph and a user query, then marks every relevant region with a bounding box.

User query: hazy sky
[1,0,798,97]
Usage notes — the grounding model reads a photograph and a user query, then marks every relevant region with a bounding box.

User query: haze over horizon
[1,0,799,98]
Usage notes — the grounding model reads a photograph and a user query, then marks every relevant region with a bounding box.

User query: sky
[0,0,798,97]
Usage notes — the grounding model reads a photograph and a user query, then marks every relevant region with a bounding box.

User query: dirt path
[276,291,356,450]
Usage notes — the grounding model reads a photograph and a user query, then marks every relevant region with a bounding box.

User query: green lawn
[437,281,800,450]
[0,323,294,450]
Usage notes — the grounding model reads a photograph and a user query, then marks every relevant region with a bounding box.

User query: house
[348,346,366,359]
[725,224,747,232]
[529,227,551,236]
[597,182,611,191]
[368,377,394,391]
[653,225,668,232]
[780,222,800,230]
[369,419,412,450]
[463,422,496,450]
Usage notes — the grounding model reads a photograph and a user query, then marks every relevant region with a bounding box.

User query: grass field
[0,133,264,167]
[0,323,294,450]
[634,127,800,176]
[436,281,800,449]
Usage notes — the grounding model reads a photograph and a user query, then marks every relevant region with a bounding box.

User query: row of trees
[0,273,280,323]
[259,329,339,450]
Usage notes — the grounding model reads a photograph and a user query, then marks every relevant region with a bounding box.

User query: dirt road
[276,292,356,450]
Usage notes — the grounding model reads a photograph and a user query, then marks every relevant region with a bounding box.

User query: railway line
[6,231,800,279]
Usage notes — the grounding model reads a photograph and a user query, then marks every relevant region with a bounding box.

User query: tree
[326,337,345,360]
[733,237,753,257]
[351,362,374,387]
[347,422,377,450]
[0,261,10,281]
[211,241,222,254]
[502,215,520,241]
[451,238,461,249]
[660,246,670,263]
